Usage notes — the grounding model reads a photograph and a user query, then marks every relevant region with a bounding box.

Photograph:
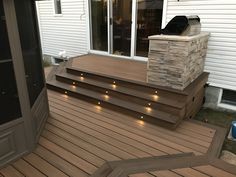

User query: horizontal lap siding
[36,0,88,57]
[165,0,236,90]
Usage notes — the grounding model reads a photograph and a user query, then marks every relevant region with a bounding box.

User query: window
[221,89,236,106]
[54,0,62,14]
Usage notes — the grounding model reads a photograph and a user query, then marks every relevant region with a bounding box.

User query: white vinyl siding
[164,0,236,91]
[36,0,88,58]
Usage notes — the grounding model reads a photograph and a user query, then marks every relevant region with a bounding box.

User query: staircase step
[66,66,189,98]
[47,78,180,128]
[55,72,186,109]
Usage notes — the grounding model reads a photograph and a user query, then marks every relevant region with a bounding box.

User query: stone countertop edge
[148,32,210,41]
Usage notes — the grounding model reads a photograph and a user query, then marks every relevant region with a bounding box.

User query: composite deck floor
[0,90,220,177]
[71,54,147,83]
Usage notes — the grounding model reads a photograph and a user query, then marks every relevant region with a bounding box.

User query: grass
[195,108,236,154]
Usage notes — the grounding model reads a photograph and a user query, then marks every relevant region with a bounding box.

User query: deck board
[0,90,224,177]
[71,54,147,83]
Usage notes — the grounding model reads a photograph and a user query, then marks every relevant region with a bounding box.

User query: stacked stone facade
[147,33,209,90]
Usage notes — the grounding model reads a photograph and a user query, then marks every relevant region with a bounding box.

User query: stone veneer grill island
[147,32,210,90]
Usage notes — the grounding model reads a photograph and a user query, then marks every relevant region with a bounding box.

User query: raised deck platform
[46,54,209,129]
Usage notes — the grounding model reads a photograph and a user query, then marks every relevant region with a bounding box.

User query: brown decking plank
[23,153,69,177]
[179,122,215,138]
[46,117,136,160]
[175,128,213,143]
[48,113,148,159]
[150,170,182,177]
[129,173,155,177]
[38,137,97,175]
[41,129,105,167]
[48,95,178,156]
[172,168,210,177]
[49,94,203,152]
[71,54,147,83]
[49,106,156,158]
[193,165,236,177]
[13,159,46,177]
[48,92,208,155]
[0,165,24,177]
[49,102,180,155]
[34,145,89,177]
[44,123,120,162]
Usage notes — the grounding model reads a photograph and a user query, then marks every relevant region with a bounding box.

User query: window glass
[221,89,236,106]
[0,0,22,124]
[136,0,163,57]
[91,0,108,51]
[14,0,44,107]
[55,0,62,14]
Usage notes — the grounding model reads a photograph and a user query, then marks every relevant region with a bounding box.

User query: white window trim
[53,0,63,16]
[217,88,236,111]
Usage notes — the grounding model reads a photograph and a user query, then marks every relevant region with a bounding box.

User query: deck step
[55,73,186,118]
[46,61,208,129]
[47,78,179,126]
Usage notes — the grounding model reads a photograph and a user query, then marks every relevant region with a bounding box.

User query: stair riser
[47,83,179,129]
[66,68,187,102]
[56,75,186,118]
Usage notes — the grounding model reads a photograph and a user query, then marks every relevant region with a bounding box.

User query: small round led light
[73,82,76,85]
[65,91,68,94]
[105,91,109,94]
[140,116,144,119]
[81,73,84,76]
[148,103,151,106]
[98,102,101,105]
[155,91,158,94]
[113,81,116,84]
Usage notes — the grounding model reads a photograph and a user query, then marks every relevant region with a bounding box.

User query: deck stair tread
[55,72,185,109]
[67,66,190,96]
[47,78,179,124]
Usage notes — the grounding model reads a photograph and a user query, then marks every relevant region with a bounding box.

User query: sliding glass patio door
[90,0,163,58]
[110,0,132,56]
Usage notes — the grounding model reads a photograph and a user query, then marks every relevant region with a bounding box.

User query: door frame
[87,0,167,62]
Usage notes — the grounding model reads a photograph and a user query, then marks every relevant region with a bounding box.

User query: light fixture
[105,91,109,94]
[140,116,144,119]
[80,73,83,76]
[73,82,76,85]
[113,81,116,84]
[148,103,151,106]
[155,91,158,94]
[98,101,101,105]
[64,91,68,94]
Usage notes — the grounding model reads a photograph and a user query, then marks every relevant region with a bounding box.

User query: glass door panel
[0,0,22,124]
[91,0,108,52]
[135,0,163,57]
[112,0,132,56]
[14,0,44,107]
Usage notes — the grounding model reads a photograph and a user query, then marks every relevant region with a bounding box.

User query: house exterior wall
[36,0,88,58]
[163,0,236,91]
[37,0,236,94]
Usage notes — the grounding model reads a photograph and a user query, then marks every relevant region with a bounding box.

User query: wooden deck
[71,54,147,83]
[0,90,231,177]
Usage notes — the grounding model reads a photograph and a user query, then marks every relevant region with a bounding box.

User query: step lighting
[112,82,117,88]
[73,82,76,85]
[80,73,84,76]
[98,101,101,105]
[64,91,68,94]
[155,91,158,94]
[148,103,151,106]
[105,91,109,94]
[140,116,144,119]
